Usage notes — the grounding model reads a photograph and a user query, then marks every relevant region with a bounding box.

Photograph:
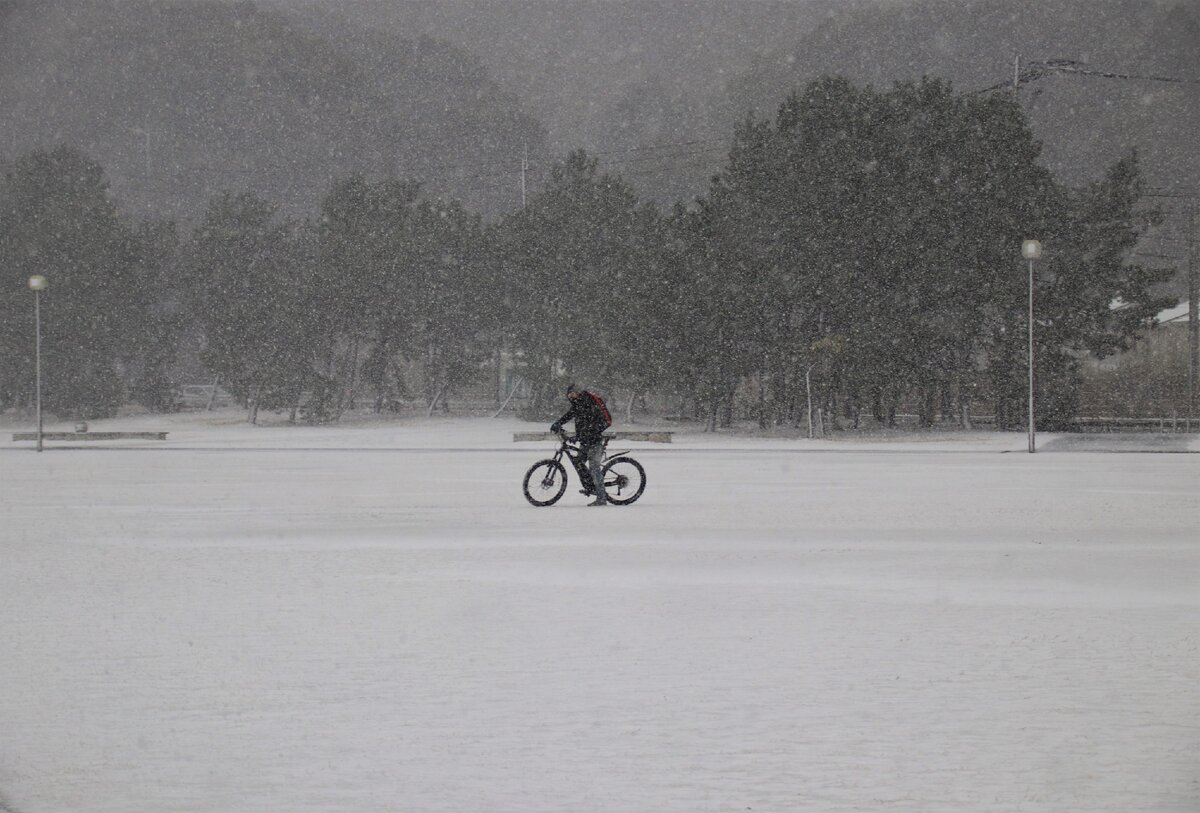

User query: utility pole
[1189,200,1198,429]
[997,58,1199,429]
[521,142,528,209]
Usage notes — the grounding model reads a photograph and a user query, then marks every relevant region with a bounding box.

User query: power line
[968,59,1200,94]
[1145,190,1199,199]
[1032,59,1200,85]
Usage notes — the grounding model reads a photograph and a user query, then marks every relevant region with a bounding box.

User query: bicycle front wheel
[523,459,568,507]
[602,456,646,505]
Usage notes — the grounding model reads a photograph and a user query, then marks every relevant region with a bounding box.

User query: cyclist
[550,383,612,506]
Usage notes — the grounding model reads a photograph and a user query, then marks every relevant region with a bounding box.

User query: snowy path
[1,422,1197,812]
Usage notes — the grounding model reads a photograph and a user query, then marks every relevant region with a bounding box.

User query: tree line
[0,77,1175,429]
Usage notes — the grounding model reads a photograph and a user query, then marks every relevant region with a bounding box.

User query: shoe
[579,489,593,496]
[588,497,607,506]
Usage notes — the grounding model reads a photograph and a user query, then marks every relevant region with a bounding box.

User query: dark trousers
[580,440,606,501]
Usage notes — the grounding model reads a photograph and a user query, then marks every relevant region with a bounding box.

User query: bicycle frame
[552,433,628,486]
[524,431,645,507]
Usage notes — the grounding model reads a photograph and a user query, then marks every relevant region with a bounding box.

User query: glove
[550,422,562,433]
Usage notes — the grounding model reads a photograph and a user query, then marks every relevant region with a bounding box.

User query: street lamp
[28,274,47,452]
[1021,240,1043,453]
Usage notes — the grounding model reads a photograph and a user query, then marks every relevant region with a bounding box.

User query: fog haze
[3,0,1196,221]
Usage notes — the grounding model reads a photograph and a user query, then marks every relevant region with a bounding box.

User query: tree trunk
[757,369,768,429]
[625,390,636,425]
[492,375,522,418]
[427,382,447,417]
[248,383,260,425]
[720,379,736,428]
[846,393,861,429]
[205,375,220,411]
[805,365,815,438]
[769,353,788,426]
[956,367,973,429]
[494,345,503,406]
[919,382,935,428]
[334,336,360,421]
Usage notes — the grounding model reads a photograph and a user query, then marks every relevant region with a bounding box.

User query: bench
[12,431,169,442]
[513,431,672,443]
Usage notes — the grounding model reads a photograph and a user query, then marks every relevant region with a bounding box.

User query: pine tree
[0,147,166,418]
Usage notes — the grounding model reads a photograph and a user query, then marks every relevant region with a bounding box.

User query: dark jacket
[551,391,610,444]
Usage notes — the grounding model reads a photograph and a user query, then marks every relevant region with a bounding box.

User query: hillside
[0,0,548,222]
[293,0,1196,292]
[2,0,1196,272]
[721,0,1199,298]
[272,1,1197,192]
[719,0,1199,191]
[269,0,849,204]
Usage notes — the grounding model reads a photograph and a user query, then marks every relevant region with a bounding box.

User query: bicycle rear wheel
[523,459,568,507]
[601,456,646,505]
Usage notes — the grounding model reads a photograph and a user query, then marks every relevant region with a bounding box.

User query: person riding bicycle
[550,384,612,506]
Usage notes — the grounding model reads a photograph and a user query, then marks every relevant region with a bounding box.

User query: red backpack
[588,392,613,428]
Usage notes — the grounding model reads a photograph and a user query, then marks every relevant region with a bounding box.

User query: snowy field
[1,412,1198,813]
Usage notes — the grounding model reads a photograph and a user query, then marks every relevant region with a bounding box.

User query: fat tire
[523,459,568,507]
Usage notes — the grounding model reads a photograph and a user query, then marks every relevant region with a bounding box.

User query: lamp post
[28,274,48,452]
[1021,240,1043,453]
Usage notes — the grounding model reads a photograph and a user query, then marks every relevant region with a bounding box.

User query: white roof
[1156,302,1191,324]
[1109,299,1190,323]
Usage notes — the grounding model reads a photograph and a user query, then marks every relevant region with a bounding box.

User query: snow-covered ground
[2,412,1197,812]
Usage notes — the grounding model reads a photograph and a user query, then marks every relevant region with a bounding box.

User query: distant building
[1078,301,1194,417]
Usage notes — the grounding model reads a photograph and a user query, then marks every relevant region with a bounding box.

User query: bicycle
[522,431,647,507]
